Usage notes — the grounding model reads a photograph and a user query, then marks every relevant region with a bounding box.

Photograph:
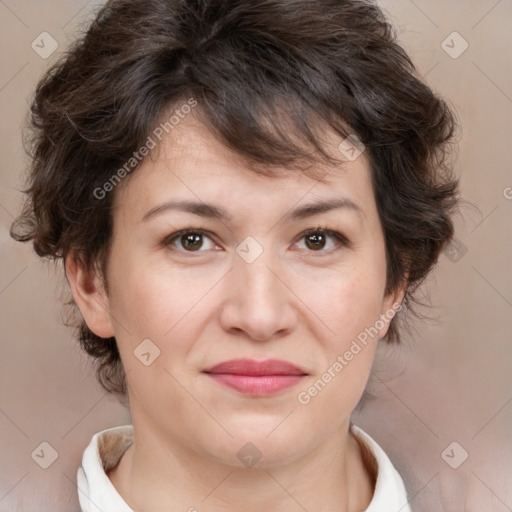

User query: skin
[67,112,406,512]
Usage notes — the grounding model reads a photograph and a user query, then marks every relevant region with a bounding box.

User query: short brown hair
[11,0,460,398]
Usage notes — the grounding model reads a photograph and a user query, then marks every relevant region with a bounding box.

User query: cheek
[106,249,225,375]
[107,246,194,336]
[336,278,385,340]
[106,263,195,401]
[298,257,386,345]
[321,278,381,373]
[295,274,383,417]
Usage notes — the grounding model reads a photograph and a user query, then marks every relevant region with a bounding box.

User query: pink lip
[203,358,307,396]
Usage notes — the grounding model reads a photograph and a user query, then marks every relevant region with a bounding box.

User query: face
[75,113,404,468]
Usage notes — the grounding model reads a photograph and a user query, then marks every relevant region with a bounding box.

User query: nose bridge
[237,241,283,308]
[220,239,297,340]
[240,251,279,300]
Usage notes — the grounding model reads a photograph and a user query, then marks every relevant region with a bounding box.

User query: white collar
[77,424,411,511]
[351,425,412,511]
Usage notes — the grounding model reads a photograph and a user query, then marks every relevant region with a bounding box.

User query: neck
[107,419,375,512]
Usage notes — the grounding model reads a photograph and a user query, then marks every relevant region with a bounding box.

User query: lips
[204,358,307,376]
[203,358,307,396]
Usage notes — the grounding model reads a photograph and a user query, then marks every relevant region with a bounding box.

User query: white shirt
[77,424,412,512]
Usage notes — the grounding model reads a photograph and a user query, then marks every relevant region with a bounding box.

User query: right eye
[162,229,219,253]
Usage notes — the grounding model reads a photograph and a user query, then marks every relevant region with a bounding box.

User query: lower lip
[205,373,305,396]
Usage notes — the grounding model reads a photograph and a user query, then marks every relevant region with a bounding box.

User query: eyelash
[161,226,349,255]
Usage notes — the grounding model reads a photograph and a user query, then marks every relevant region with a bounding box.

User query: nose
[219,250,298,342]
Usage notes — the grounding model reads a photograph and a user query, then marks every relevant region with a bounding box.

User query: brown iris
[305,232,326,251]
[181,232,203,251]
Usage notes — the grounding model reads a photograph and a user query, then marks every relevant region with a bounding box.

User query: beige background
[1,1,511,511]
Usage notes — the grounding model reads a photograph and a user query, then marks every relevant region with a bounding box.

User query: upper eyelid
[164,227,347,251]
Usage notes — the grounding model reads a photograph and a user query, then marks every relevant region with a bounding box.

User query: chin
[202,426,308,469]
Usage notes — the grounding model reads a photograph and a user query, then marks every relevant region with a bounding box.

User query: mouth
[202,358,308,396]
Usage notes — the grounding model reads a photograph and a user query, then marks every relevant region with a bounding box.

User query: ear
[65,253,115,338]
[377,272,408,340]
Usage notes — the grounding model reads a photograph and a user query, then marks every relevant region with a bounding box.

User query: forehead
[113,114,376,225]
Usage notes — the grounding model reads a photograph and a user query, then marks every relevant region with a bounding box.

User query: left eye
[162,228,347,253]
[294,229,346,252]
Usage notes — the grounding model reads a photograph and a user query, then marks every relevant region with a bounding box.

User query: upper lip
[203,358,307,376]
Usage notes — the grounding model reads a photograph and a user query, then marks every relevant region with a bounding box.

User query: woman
[11,0,460,510]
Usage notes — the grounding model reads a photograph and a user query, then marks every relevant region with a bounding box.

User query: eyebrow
[141,197,364,223]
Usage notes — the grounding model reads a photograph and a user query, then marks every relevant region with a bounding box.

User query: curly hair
[10,0,460,399]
